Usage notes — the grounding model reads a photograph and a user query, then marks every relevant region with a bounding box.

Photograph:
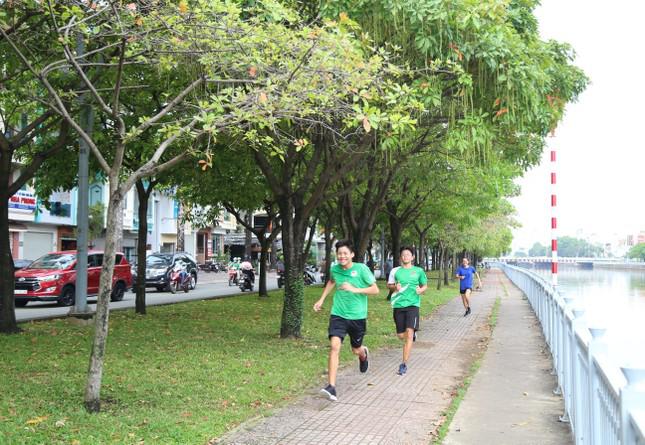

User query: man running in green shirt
[387,246,428,375]
[314,240,379,401]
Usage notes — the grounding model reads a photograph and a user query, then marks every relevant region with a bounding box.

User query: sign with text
[9,190,37,212]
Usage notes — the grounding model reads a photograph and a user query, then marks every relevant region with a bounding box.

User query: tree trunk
[0,180,19,334]
[303,217,317,264]
[389,216,402,268]
[84,180,123,412]
[323,227,333,284]
[115,199,125,253]
[436,246,443,290]
[418,233,426,270]
[244,212,252,259]
[135,180,151,315]
[453,252,458,277]
[258,239,269,298]
[366,239,374,270]
[176,202,184,251]
[279,199,306,338]
[443,249,450,285]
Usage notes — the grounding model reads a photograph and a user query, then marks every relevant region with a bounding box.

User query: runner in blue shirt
[455,257,481,316]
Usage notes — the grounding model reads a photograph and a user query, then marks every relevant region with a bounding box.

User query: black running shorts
[393,306,420,334]
[328,315,367,348]
[460,287,472,295]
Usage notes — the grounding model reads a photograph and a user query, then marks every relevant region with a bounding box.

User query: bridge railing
[495,263,645,445]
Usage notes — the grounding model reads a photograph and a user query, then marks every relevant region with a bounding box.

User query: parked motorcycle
[169,265,190,293]
[303,265,317,286]
[199,260,221,273]
[277,269,285,288]
[239,269,255,292]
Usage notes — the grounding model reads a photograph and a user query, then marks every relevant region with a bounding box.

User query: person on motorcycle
[170,260,190,292]
[227,257,241,285]
[240,257,255,284]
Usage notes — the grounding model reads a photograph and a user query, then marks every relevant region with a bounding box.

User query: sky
[510,0,645,252]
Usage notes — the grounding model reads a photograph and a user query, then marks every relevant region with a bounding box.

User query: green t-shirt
[330,262,375,320]
[389,266,427,309]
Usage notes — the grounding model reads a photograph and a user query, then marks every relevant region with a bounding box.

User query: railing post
[587,327,608,445]
[620,367,645,445]
[559,296,576,422]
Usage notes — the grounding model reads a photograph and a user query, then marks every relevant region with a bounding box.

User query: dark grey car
[133,252,198,292]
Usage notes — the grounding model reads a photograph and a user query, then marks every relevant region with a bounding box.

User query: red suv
[14,250,132,307]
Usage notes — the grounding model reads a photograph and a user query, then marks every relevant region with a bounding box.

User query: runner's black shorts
[460,287,472,295]
[328,315,366,348]
[393,306,420,334]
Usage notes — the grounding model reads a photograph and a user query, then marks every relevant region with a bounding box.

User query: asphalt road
[16,271,282,323]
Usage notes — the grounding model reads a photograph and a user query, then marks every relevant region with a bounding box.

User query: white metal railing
[495,263,645,445]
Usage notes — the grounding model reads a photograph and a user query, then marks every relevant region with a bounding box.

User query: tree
[627,243,645,261]
[87,202,105,248]
[3,0,305,410]
[1,4,76,333]
[557,236,602,257]
[176,141,280,298]
[228,18,420,338]
[314,0,587,269]
[528,242,548,257]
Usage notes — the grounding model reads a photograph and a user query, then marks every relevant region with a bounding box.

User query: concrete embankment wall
[594,262,645,271]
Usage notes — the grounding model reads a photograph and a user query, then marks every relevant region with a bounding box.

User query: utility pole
[70,33,92,317]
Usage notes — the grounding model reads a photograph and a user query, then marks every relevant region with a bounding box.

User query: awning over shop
[9,222,29,232]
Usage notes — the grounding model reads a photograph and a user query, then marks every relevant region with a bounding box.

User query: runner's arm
[313,280,335,312]
[416,284,428,294]
[387,268,397,291]
[339,282,380,295]
[475,271,482,288]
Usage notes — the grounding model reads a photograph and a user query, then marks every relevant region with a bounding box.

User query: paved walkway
[217,273,504,445]
[444,272,571,444]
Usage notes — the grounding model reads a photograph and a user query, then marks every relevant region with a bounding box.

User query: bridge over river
[492,256,645,271]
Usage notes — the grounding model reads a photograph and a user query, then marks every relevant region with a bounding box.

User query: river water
[519,264,645,365]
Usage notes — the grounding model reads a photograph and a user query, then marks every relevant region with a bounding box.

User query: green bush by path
[0,281,457,444]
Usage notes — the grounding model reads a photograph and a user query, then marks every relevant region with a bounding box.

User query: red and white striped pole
[550,145,558,286]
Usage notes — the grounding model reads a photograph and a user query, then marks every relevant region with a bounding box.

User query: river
[518,264,645,365]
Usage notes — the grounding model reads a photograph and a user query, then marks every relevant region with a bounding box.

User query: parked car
[13,259,32,271]
[14,250,132,307]
[133,252,198,292]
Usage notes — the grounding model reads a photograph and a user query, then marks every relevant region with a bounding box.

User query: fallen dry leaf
[25,416,48,425]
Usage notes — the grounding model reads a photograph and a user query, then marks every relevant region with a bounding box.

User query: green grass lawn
[0,276,457,444]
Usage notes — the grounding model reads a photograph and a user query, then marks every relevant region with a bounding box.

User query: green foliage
[528,242,548,257]
[88,202,105,245]
[627,243,645,261]
[557,236,603,258]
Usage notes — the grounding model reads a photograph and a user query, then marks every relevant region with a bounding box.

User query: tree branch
[8,120,71,196]
[0,23,111,173]
[133,76,205,136]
